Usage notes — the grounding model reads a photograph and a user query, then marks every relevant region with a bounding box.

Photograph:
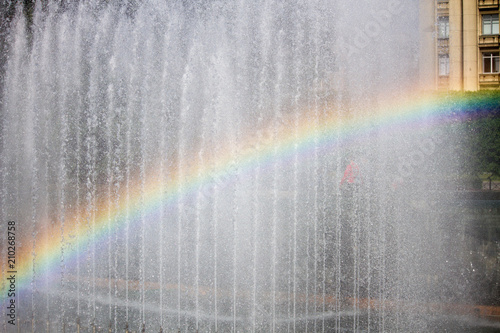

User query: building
[420,0,500,91]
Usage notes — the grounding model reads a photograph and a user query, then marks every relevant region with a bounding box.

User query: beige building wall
[419,0,437,90]
[477,0,500,89]
[463,0,479,91]
[449,0,463,90]
[421,0,500,91]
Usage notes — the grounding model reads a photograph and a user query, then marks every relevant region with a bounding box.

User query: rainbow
[1,91,498,303]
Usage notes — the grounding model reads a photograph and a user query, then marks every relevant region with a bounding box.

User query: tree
[458,91,500,178]
[469,114,500,177]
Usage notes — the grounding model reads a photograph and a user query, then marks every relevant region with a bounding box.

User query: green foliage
[439,90,500,178]
[468,116,500,177]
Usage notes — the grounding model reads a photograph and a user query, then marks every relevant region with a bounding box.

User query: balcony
[437,75,449,90]
[478,0,499,9]
[479,34,500,48]
[437,38,449,53]
[437,1,449,13]
[479,73,500,87]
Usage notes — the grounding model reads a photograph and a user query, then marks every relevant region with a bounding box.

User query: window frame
[438,54,450,76]
[437,16,449,39]
[482,14,499,35]
[483,52,500,74]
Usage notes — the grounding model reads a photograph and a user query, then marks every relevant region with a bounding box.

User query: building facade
[420,0,500,91]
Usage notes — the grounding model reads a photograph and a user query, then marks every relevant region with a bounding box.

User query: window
[439,54,449,76]
[482,14,499,35]
[438,17,449,38]
[483,53,500,73]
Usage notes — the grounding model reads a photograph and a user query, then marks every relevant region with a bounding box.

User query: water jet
[0,1,498,332]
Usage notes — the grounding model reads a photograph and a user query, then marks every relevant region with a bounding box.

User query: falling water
[1,0,496,332]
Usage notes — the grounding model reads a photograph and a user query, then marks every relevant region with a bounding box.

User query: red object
[340,161,360,185]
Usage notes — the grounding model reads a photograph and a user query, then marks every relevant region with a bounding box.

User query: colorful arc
[0,92,496,302]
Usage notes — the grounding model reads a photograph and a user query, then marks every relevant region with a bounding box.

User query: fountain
[0,0,498,332]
